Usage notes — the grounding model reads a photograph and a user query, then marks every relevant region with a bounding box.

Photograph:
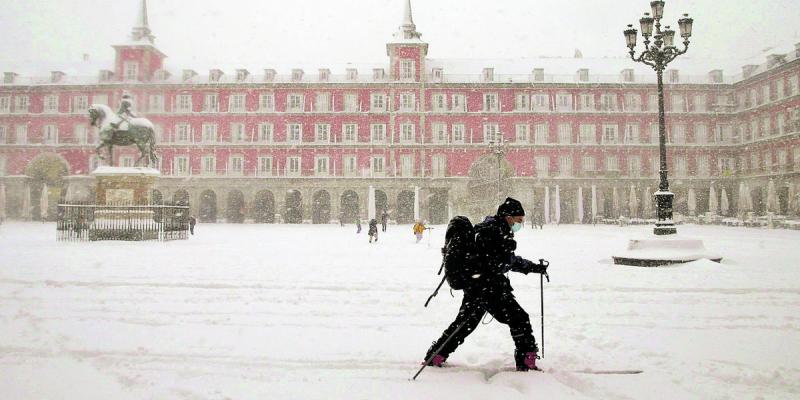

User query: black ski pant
[428,288,537,359]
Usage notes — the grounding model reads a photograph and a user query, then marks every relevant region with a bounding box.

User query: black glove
[527,259,549,275]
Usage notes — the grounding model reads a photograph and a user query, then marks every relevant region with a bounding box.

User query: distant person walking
[381,209,389,232]
[189,215,197,235]
[413,220,426,243]
[356,218,362,234]
[368,218,379,243]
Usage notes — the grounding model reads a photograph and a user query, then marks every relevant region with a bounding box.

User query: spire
[131,0,155,44]
[394,0,422,41]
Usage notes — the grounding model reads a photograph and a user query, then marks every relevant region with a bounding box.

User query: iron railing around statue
[56,202,190,241]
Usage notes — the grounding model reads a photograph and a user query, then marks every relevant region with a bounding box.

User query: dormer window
[153,69,170,81]
[182,69,197,82]
[50,71,65,83]
[209,69,224,82]
[373,68,385,80]
[482,68,494,82]
[99,70,114,82]
[621,69,634,83]
[236,69,249,82]
[292,69,304,82]
[432,68,443,82]
[576,69,589,82]
[708,70,723,84]
[264,69,276,82]
[667,69,680,83]
[3,72,18,84]
[318,69,330,82]
[533,68,544,82]
[347,69,358,81]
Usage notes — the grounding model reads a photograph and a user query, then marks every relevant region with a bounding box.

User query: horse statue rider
[89,92,158,167]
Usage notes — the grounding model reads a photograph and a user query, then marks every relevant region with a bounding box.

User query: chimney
[741,65,758,78]
[263,69,276,82]
[708,69,723,84]
[98,70,115,82]
[209,69,224,82]
[182,69,197,81]
[50,71,66,83]
[767,54,786,68]
[4,72,18,84]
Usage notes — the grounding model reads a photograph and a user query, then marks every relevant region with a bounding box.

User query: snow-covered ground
[1,222,799,399]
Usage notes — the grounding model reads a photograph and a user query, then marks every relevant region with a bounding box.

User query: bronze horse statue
[88,104,158,167]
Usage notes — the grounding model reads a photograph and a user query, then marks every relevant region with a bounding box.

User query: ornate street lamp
[624,1,693,235]
[488,137,506,203]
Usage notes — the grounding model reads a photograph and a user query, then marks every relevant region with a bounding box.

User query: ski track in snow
[1,222,799,399]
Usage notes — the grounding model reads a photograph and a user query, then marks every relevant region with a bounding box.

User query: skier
[368,218,379,243]
[423,197,549,371]
[413,220,425,243]
[381,209,389,232]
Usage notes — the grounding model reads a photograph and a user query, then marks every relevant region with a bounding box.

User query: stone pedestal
[613,234,722,266]
[91,166,160,205]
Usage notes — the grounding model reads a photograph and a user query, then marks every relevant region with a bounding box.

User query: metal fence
[56,202,190,241]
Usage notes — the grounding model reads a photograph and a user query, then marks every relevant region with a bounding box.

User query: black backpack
[424,216,481,306]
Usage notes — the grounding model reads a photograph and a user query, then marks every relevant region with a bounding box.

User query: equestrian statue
[88,93,158,167]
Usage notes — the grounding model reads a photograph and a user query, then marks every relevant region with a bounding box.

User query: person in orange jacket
[412,220,425,243]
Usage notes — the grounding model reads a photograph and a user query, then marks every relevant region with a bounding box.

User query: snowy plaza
[1,222,799,399]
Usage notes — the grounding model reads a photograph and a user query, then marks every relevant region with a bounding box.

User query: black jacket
[473,215,545,292]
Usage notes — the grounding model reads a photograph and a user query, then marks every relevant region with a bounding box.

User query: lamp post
[624,0,693,235]
[488,137,506,203]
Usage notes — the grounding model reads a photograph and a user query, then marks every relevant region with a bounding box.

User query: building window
[533,94,549,111]
[431,155,447,178]
[514,93,529,111]
[201,123,217,143]
[624,93,641,111]
[694,123,707,144]
[535,156,549,176]
[579,124,595,144]
[670,124,686,144]
[259,93,275,112]
[315,156,329,176]
[432,94,446,112]
[452,94,466,112]
[315,124,331,142]
[229,155,244,175]
[400,155,414,177]
[14,96,29,113]
[400,60,415,80]
[124,62,139,80]
[43,125,58,145]
[370,124,386,143]
[559,156,572,177]
[370,93,386,112]
[515,124,529,143]
[287,124,302,143]
[602,124,619,144]
[624,124,639,144]
[718,157,734,175]
[483,123,500,143]
[176,124,191,143]
[0,125,6,144]
[230,123,246,143]
[650,123,660,143]
[44,95,59,113]
[371,156,385,176]
[120,156,134,168]
[173,156,190,176]
[74,124,88,144]
[582,156,596,172]
[606,155,619,171]
[315,92,331,112]
[400,123,416,143]
[697,155,709,176]
[257,156,273,176]
[258,123,273,143]
[0,96,10,113]
[628,156,641,176]
[288,94,304,112]
[342,124,357,143]
[344,93,358,112]
[203,93,219,112]
[579,93,594,111]
[16,125,27,144]
[452,124,465,144]
[400,92,415,112]
[599,93,617,111]
[176,94,192,113]
[148,94,164,112]
[648,93,659,112]
[674,156,688,176]
[483,93,498,112]
[556,93,572,111]
[343,155,357,177]
[285,156,301,176]
[432,123,447,144]
[671,94,685,112]
[693,94,706,112]
[229,94,246,113]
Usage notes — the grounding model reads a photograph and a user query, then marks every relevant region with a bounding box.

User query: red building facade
[1,0,799,224]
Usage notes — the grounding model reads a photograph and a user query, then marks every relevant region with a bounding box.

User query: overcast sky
[1,0,798,75]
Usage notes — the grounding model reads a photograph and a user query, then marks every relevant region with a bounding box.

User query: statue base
[612,234,722,267]
[91,166,160,205]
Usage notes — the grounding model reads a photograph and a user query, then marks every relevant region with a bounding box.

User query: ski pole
[539,259,549,358]
[411,312,485,381]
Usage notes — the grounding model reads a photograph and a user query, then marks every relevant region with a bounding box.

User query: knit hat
[497,197,525,217]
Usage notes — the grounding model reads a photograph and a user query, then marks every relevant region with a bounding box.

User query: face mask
[511,222,522,233]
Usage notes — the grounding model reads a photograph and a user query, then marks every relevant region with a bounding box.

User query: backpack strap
[424,269,448,308]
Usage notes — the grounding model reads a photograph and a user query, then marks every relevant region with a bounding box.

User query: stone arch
[374,189,388,215]
[151,189,163,204]
[173,189,190,206]
[252,190,275,223]
[467,154,514,219]
[285,189,303,223]
[396,190,415,224]
[25,153,70,220]
[427,190,448,224]
[312,190,331,224]
[199,189,218,222]
[226,190,245,223]
[340,190,360,223]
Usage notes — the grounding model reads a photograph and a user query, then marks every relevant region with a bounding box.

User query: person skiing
[368,218,379,243]
[423,197,549,371]
[381,209,389,232]
[413,220,425,243]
